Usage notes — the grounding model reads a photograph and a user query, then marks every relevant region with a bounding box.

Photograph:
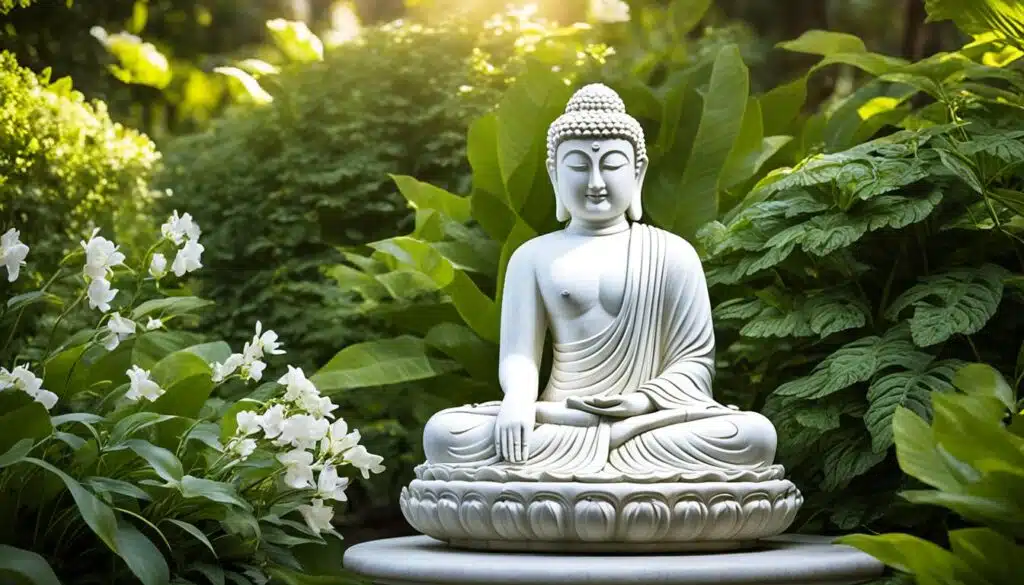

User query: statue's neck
[565,217,630,237]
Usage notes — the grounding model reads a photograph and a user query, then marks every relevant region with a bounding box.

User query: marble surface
[343,534,885,585]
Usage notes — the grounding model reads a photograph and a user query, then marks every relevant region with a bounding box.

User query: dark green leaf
[0,544,63,585]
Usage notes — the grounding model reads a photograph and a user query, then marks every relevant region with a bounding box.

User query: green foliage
[839,363,1024,585]
[0,215,382,585]
[701,30,1024,532]
[0,50,159,364]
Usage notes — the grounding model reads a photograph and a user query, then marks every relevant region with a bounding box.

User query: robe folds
[421,223,783,483]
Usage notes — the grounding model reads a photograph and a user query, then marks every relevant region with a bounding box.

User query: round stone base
[400,479,802,550]
[343,535,886,585]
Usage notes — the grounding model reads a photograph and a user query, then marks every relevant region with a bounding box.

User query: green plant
[0,214,383,585]
[697,21,1024,531]
[0,50,160,365]
[838,362,1024,584]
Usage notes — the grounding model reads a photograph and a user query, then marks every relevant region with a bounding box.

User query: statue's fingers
[499,427,508,461]
[522,427,531,461]
[512,424,522,462]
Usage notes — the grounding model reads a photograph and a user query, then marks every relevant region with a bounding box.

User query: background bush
[0,51,159,363]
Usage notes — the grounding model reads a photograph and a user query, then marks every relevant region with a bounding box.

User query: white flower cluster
[124,365,165,402]
[0,228,29,282]
[225,344,385,534]
[0,365,58,410]
[211,321,284,383]
[155,211,204,279]
[81,229,126,313]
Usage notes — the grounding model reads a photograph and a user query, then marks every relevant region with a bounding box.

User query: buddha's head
[546,83,648,224]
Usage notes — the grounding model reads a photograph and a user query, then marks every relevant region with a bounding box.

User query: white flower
[259,404,286,439]
[235,410,262,436]
[248,321,285,358]
[343,445,385,479]
[81,229,125,280]
[276,414,329,450]
[211,353,244,382]
[148,253,167,279]
[103,313,136,350]
[0,228,29,282]
[320,418,361,458]
[124,366,165,402]
[228,437,257,460]
[87,278,118,313]
[161,210,201,245]
[277,448,315,489]
[278,365,318,404]
[298,498,334,535]
[145,317,163,331]
[240,359,266,382]
[171,239,204,277]
[5,365,58,410]
[316,465,349,502]
[301,393,338,419]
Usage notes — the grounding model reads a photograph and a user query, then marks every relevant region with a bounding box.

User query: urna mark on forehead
[546,83,647,169]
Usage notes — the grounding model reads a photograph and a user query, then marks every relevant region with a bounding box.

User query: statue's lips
[585,194,608,203]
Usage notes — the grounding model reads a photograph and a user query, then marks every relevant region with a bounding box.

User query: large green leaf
[952,363,1016,411]
[0,544,63,585]
[391,174,471,225]
[775,328,928,399]
[424,322,498,382]
[369,236,498,341]
[948,527,1024,585]
[820,426,888,490]
[179,475,250,509]
[885,264,1007,347]
[669,0,712,38]
[112,521,171,585]
[120,439,184,484]
[665,44,749,237]
[892,407,965,493]
[131,297,213,321]
[312,336,462,393]
[0,401,52,455]
[865,359,959,453]
[837,533,975,585]
[23,457,119,553]
[924,0,1024,48]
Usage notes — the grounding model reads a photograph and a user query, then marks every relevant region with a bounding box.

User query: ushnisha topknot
[546,83,647,170]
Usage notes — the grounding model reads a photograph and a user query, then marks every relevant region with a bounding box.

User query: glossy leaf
[312,336,461,393]
[23,457,119,553]
[0,544,62,585]
[113,521,171,585]
[179,475,251,509]
[164,519,218,558]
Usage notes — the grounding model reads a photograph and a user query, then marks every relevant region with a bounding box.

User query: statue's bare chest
[536,233,630,328]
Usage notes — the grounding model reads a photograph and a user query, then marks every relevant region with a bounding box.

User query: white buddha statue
[401,84,801,550]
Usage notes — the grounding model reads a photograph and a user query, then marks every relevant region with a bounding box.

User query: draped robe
[421,224,782,483]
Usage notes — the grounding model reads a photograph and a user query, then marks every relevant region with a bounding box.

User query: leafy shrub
[839,362,1024,584]
[0,50,159,364]
[156,12,589,375]
[699,29,1024,531]
[0,214,383,585]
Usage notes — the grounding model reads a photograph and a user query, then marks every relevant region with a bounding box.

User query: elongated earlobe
[548,159,570,222]
[627,193,642,221]
[628,159,649,221]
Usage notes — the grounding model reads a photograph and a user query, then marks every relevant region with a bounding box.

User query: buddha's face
[549,138,645,223]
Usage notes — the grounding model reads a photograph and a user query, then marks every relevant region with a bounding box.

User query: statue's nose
[587,169,606,194]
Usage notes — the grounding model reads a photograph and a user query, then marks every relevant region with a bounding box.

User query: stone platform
[343,534,886,585]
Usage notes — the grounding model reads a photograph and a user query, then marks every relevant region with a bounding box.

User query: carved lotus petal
[620,498,670,542]
[458,494,494,538]
[671,497,707,540]
[705,496,743,540]
[412,492,444,537]
[492,498,530,540]
[741,494,773,536]
[574,497,616,541]
[528,497,568,540]
[436,492,465,537]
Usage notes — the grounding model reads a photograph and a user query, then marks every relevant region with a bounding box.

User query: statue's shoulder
[506,231,558,272]
[635,223,701,266]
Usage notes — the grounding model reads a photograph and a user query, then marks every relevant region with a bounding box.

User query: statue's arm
[497,242,546,402]
[634,234,722,412]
